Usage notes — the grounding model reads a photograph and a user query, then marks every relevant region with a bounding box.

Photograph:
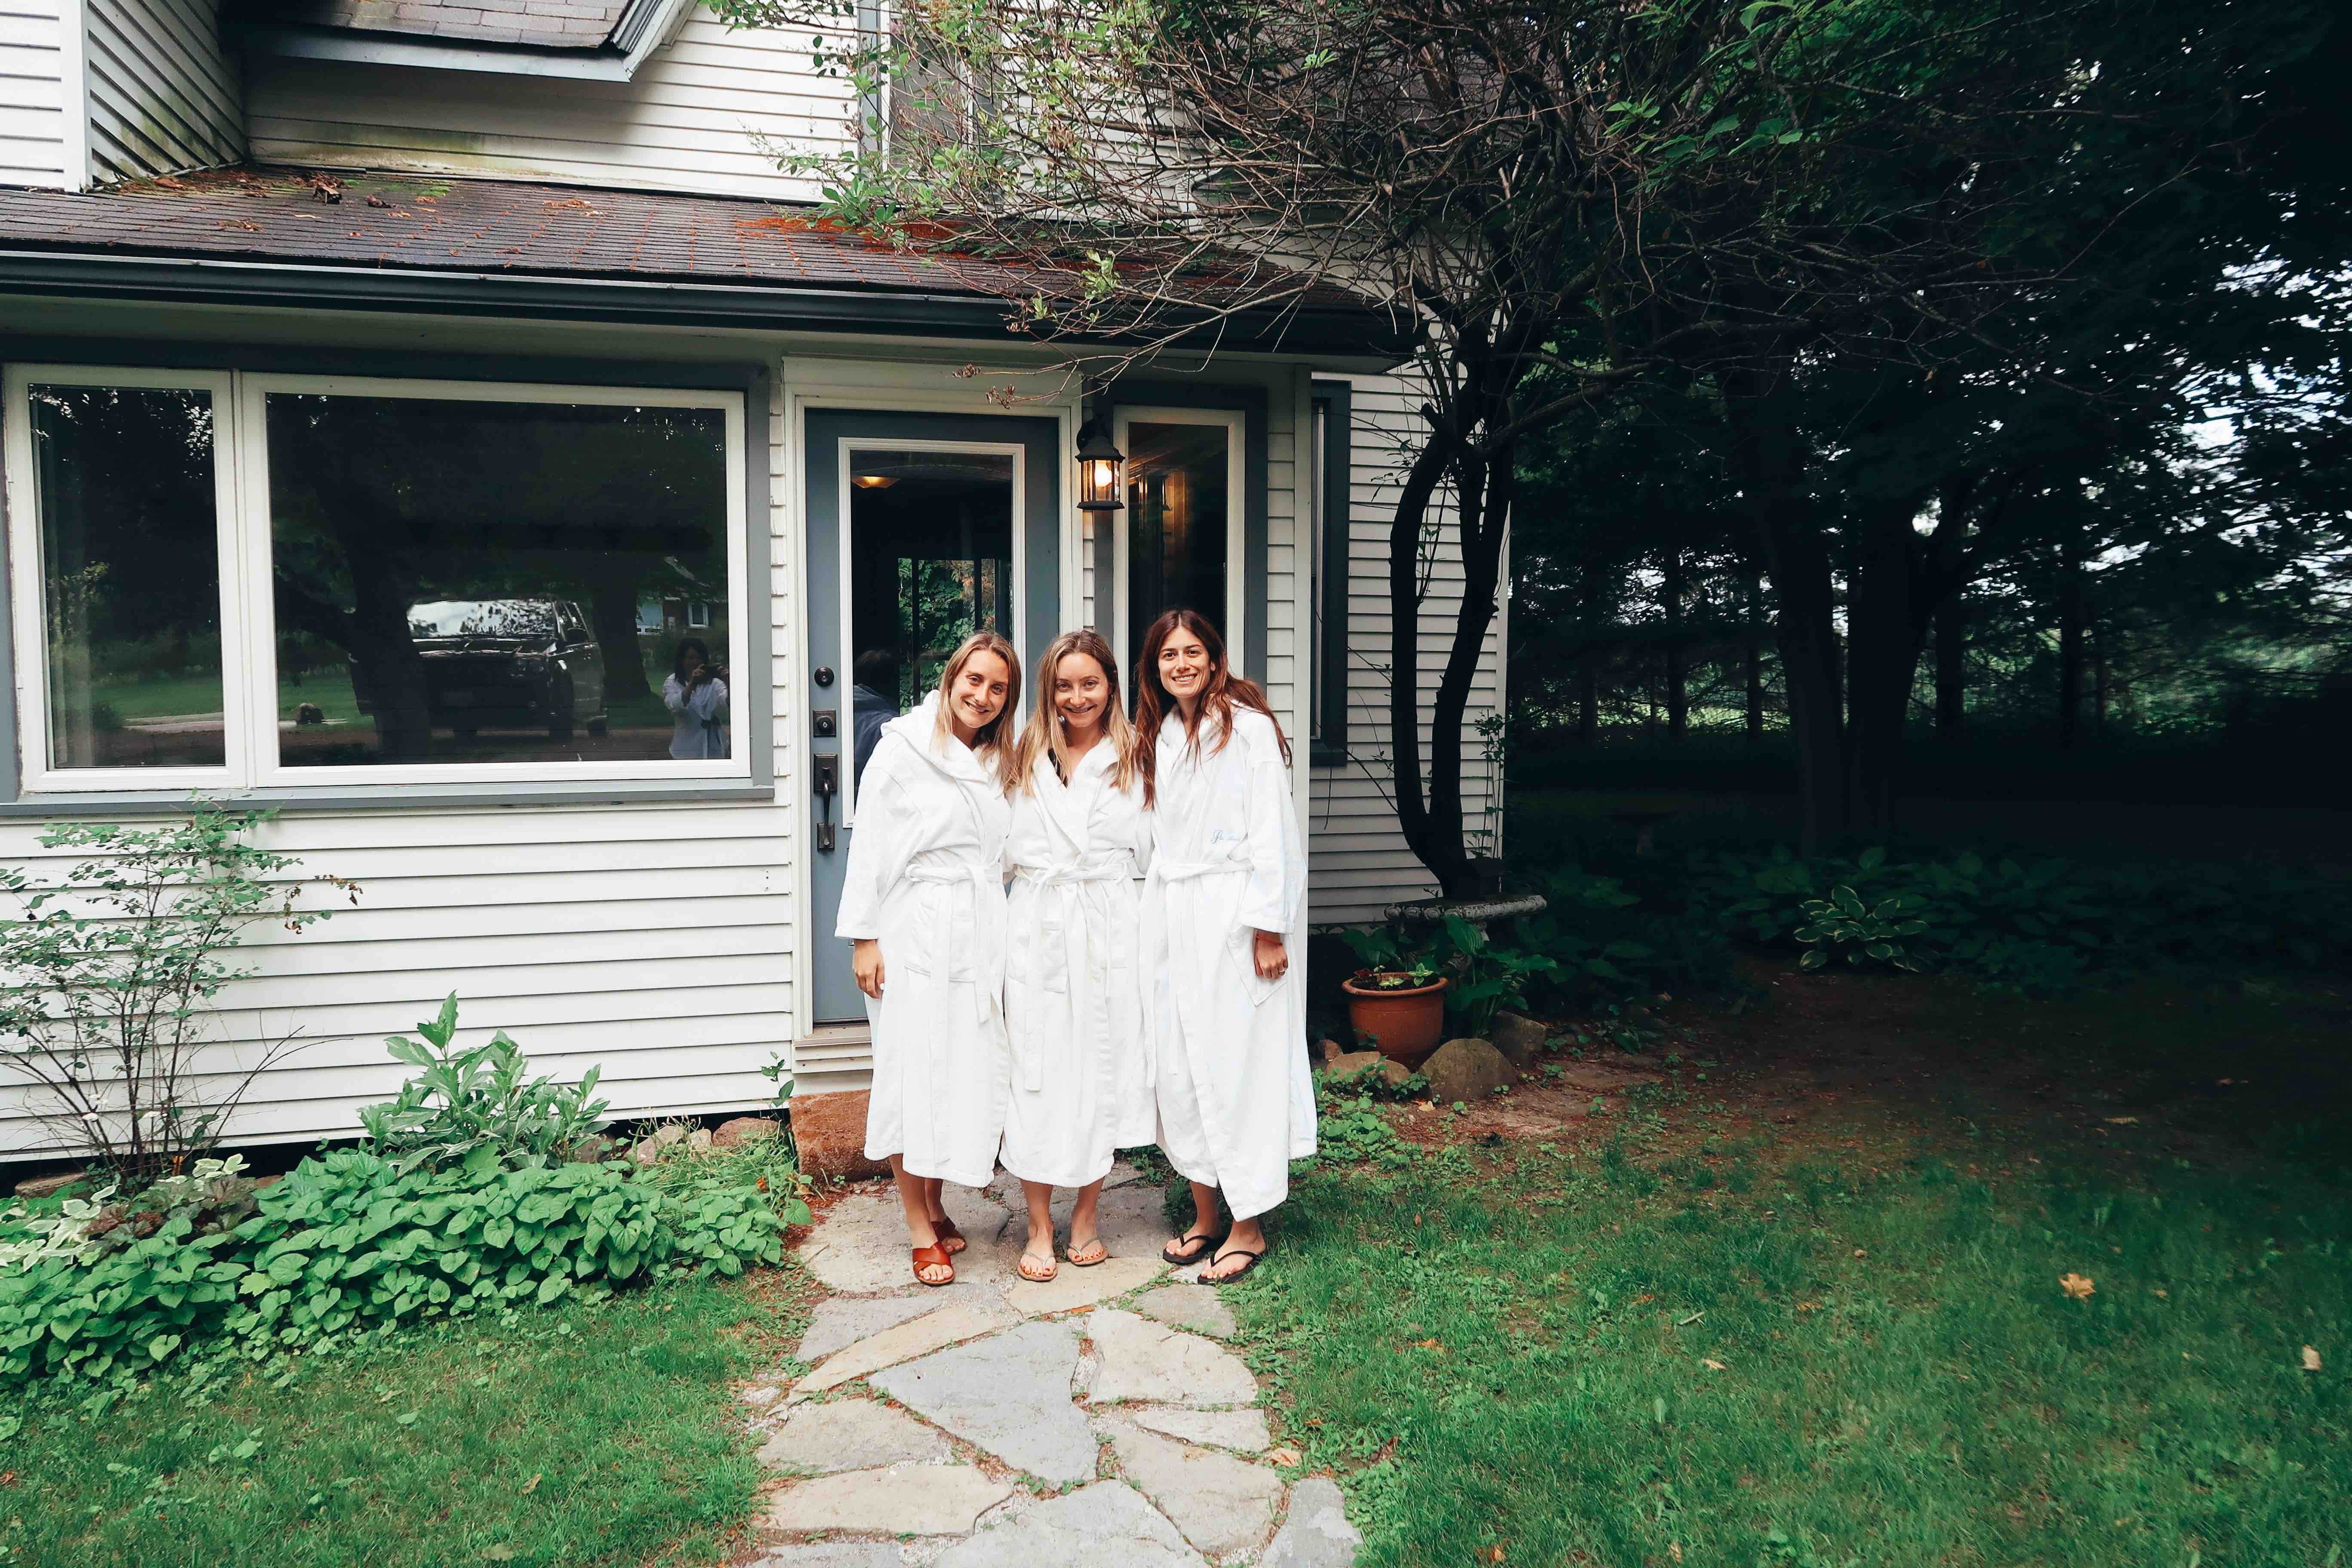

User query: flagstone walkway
[735,1164,1362,1567]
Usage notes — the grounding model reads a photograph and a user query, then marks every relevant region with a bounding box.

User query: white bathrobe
[834,693,1013,1187]
[1143,707,1314,1220]
[1001,742,1155,1188]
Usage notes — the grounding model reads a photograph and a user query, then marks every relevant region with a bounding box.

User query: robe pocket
[895,892,939,977]
[1225,926,1285,1008]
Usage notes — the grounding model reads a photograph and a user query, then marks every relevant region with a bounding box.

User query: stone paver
[756,1399,953,1475]
[869,1320,1096,1482]
[792,1298,1018,1399]
[747,1546,917,1567]
[1132,1283,1238,1338]
[1004,1253,1165,1316]
[1264,1478,1366,1568]
[932,1481,1208,1568]
[797,1293,950,1363]
[1125,1405,1271,1452]
[761,1463,1012,1535]
[801,1186,1013,1294]
[1099,1415,1286,1560]
[1084,1308,1259,1408]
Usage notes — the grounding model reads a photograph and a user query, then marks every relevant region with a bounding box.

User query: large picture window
[5,368,749,793]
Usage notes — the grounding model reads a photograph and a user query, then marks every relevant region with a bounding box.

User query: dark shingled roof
[0,167,1387,331]
[230,0,635,51]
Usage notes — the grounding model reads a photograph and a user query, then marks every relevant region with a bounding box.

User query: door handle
[812,753,839,851]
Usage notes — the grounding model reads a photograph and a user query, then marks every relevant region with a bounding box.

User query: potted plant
[1339,964,1451,1069]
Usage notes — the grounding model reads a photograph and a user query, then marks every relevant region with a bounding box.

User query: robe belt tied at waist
[1010,854,1133,1090]
[903,852,1006,1030]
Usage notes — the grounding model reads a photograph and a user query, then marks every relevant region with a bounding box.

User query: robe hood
[881,691,1000,786]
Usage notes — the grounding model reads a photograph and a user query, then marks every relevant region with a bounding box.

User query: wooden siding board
[0,0,68,187]
[83,0,242,183]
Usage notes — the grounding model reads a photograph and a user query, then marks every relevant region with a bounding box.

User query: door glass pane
[263,393,732,767]
[845,447,1014,787]
[28,384,224,770]
[1125,420,1229,677]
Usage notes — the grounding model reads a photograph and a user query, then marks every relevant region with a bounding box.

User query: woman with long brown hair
[998,628,1154,1282]
[1136,608,1312,1284]
[835,630,1020,1287]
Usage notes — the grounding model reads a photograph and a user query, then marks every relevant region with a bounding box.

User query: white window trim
[6,366,751,794]
[5,365,250,796]
[833,434,1027,825]
[1110,405,1247,682]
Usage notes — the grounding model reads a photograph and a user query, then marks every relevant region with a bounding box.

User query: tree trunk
[1744,568,1765,743]
[1386,422,1485,898]
[587,571,652,702]
[2092,612,2108,732]
[1843,501,1932,841]
[2057,538,2086,750]
[1934,591,1966,733]
[1577,660,1599,745]
[1723,369,1843,852]
[1661,546,1688,742]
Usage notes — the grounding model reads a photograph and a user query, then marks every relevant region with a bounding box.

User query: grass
[89,669,362,724]
[1231,984,2352,1567]
[0,1140,815,1568]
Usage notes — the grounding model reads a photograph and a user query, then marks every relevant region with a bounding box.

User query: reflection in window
[1125,421,1229,677]
[28,385,224,770]
[845,449,1013,784]
[263,394,730,767]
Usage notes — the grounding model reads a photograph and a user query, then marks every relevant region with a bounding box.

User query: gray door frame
[803,407,1063,1024]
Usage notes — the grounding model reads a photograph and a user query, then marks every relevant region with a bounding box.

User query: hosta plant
[1793,886,1930,972]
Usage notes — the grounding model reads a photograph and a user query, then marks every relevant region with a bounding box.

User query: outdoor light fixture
[1075,402,1125,513]
[850,473,899,490]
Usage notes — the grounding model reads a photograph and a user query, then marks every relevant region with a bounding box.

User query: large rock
[761,1463,1011,1536]
[630,1123,691,1167]
[1421,1038,1516,1105]
[868,1320,1097,1482]
[1084,1308,1258,1408]
[791,1090,889,1180]
[1263,1477,1363,1568]
[792,1298,1018,1399]
[1098,1415,1286,1560]
[1489,1011,1550,1070]
[1320,1051,1412,1090]
[756,1399,953,1475]
[933,1481,1207,1568]
[12,1168,86,1200]
[715,1115,784,1149]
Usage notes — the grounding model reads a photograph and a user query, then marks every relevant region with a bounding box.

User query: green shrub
[358,995,609,1174]
[0,1146,795,1387]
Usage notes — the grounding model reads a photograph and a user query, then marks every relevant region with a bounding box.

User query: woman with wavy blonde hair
[998,628,1154,1281]
[836,629,1020,1286]
[1134,608,1310,1286]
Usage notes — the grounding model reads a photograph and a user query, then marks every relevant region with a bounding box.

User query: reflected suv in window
[357,598,610,741]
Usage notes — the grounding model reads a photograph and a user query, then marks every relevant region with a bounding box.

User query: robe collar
[1031,737,1118,851]
[882,692,997,787]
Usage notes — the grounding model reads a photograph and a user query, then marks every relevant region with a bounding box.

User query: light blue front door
[805,409,1063,1024]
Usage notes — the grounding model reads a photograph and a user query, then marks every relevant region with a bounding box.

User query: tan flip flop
[1017,1250,1058,1283]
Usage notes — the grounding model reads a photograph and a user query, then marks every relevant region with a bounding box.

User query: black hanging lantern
[1075,405,1125,513]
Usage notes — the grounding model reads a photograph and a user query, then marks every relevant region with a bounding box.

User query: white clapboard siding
[244,11,857,200]
[1306,369,1507,925]
[84,0,242,183]
[0,0,72,188]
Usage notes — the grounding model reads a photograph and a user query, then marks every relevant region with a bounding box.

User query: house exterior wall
[243,9,850,200]
[84,0,242,183]
[1308,369,1506,924]
[0,0,76,189]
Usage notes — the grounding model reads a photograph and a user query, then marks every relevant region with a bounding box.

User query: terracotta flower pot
[1340,974,1451,1070]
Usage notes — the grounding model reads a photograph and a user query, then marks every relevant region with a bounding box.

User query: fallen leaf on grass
[1701,1359,1727,1371]
[1479,1547,1507,1564]
[2059,1273,2096,1301]
[1412,1338,1446,1354]
[521,1473,542,1494]
[2153,1289,2168,1298]
[2104,1116,2138,1125]
[1670,1546,1683,1563]
[2303,1346,2322,1372]
[1265,1447,1302,1467]
[1853,1249,1868,1259]
[1795,1300,1824,1314]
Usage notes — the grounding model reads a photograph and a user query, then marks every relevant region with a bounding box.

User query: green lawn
[1229,984,2352,1567]
[91,669,362,725]
[1,1268,808,1568]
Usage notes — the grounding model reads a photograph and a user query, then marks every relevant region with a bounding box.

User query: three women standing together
[837,609,1311,1289]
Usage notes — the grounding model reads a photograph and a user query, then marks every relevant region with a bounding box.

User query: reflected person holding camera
[663,637,730,759]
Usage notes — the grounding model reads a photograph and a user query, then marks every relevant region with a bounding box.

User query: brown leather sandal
[911,1243,956,1287]
[932,1215,968,1255]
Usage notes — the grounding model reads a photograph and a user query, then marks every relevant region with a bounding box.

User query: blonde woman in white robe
[836,631,1019,1287]
[1136,608,1312,1286]
[1000,629,1154,1283]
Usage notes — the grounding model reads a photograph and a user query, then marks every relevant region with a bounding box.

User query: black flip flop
[1161,1229,1225,1267]
[1198,1245,1266,1285]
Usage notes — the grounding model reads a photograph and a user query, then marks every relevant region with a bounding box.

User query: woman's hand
[1252,930,1289,982]
[851,938,887,999]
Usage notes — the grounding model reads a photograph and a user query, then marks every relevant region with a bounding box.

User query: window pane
[263,393,732,767]
[845,448,1014,787]
[28,385,224,770]
[1125,421,1229,678]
